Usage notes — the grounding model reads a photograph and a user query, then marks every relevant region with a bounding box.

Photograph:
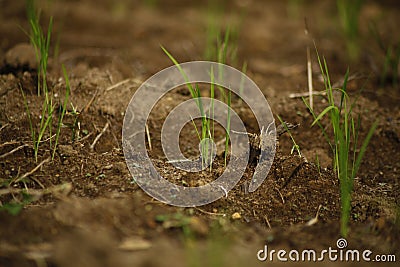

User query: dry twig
[106,78,130,91]
[264,215,272,229]
[195,207,226,217]
[289,90,327,99]
[13,157,51,183]
[0,183,72,200]
[305,204,322,226]
[90,122,109,150]
[0,123,9,133]
[82,88,99,114]
[0,144,28,159]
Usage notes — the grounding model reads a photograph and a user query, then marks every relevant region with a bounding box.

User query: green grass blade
[351,115,360,179]
[239,61,247,101]
[224,90,231,167]
[161,46,196,98]
[189,114,201,142]
[311,106,338,126]
[277,115,301,156]
[220,26,230,64]
[210,66,215,141]
[302,97,333,150]
[339,68,350,116]
[352,120,378,179]
[52,65,70,159]
[161,46,205,117]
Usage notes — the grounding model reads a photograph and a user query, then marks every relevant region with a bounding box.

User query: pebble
[231,212,241,220]
[4,43,37,69]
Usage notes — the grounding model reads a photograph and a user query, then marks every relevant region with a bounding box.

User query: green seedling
[238,61,247,102]
[224,90,231,167]
[277,115,301,156]
[204,1,224,62]
[336,0,364,60]
[162,47,234,169]
[204,1,240,68]
[203,4,246,165]
[21,65,70,162]
[22,1,70,161]
[369,22,400,87]
[52,65,70,159]
[212,27,238,166]
[303,49,377,237]
[162,47,212,168]
[26,0,53,96]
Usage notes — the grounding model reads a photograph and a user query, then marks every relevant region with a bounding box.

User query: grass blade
[311,106,338,126]
[352,120,378,179]
[52,65,70,159]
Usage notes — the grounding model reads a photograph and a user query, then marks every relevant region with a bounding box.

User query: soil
[0,0,399,266]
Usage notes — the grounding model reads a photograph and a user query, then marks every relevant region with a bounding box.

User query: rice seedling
[336,0,364,60]
[369,22,400,87]
[303,49,377,237]
[162,8,242,169]
[381,44,400,87]
[52,65,70,159]
[204,0,240,68]
[162,47,234,169]
[204,18,242,165]
[224,90,231,167]
[21,65,70,162]
[26,0,53,96]
[162,47,213,168]
[204,0,224,62]
[205,23,239,69]
[23,1,70,161]
[277,115,301,157]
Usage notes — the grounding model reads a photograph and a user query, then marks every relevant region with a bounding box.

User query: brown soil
[0,1,399,266]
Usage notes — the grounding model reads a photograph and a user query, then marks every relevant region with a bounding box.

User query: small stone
[231,212,241,220]
[5,43,37,69]
[118,237,151,251]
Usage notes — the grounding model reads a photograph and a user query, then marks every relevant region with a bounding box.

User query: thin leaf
[52,65,70,159]
[352,120,378,179]
[311,106,338,126]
